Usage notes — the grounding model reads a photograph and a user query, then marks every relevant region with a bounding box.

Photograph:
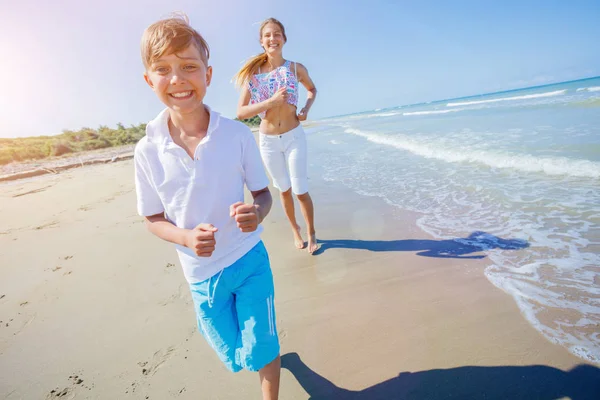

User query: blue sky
[1,0,599,138]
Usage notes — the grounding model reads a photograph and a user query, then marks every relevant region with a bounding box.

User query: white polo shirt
[134,106,270,284]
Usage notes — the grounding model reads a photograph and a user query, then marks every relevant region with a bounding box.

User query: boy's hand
[185,223,218,257]
[230,202,260,232]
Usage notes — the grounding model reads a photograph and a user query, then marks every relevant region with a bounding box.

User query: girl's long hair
[233,18,287,88]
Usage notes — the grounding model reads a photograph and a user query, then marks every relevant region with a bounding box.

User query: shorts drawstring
[207,269,224,308]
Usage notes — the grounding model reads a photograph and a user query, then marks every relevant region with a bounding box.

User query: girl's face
[260,23,285,56]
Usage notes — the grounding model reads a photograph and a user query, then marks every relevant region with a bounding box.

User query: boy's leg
[233,242,281,399]
[189,273,242,373]
[259,354,281,400]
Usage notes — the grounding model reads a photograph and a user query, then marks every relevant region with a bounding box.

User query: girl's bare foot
[307,233,319,254]
[293,224,305,249]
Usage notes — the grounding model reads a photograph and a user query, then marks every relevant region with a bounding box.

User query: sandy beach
[1,154,599,399]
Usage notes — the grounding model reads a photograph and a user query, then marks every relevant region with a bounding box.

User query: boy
[134,14,281,400]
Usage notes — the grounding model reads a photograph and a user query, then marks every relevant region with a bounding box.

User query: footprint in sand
[139,346,176,376]
[45,373,92,399]
[34,221,59,230]
[2,312,36,336]
[158,284,186,306]
[47,257,73,274]
[125,381,139,395]
[78,190,131,211]
[45,387,71,399]
[12,185,52,198]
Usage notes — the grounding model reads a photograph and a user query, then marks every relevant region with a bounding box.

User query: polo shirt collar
[146,104,220,147]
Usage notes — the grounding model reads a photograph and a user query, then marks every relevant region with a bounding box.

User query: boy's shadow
[282,352,600,400]
[314,231,529,259]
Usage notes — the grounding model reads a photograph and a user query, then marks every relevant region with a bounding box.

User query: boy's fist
[230,202,259,233]
[186,223,217,257]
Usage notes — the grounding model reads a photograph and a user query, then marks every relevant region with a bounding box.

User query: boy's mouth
[170,91,193,99]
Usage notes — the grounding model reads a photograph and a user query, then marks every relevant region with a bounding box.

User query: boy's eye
[183,65,197,71]
[156,67,169,74]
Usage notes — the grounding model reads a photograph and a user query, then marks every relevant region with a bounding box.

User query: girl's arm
[296,62,317,120]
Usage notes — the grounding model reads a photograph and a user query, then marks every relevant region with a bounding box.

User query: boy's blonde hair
[141,12,210,69]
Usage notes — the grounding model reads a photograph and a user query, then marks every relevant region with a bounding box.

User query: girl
[234,18,319,254]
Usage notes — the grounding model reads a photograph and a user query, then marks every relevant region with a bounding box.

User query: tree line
[0,116,261,166]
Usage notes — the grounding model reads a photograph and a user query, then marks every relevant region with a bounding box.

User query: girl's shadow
[314,231,529,259]
[281,352,600,400]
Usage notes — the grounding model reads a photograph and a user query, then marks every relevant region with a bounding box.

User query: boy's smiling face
[144,44,212,114]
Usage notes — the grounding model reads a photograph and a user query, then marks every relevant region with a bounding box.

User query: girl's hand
[298,107,308,121]
[269,88,288,107]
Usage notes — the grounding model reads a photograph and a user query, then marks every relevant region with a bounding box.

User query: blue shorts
[189,241,279,372]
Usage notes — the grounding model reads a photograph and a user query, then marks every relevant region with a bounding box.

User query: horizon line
[322,74,600,120]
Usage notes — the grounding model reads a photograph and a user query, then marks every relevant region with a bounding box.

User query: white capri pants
[259,124,309,195]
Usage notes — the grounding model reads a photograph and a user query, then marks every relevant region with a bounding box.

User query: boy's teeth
[172,91,191,98]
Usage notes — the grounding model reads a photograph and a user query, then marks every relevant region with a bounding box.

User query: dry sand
[1,157,598,399]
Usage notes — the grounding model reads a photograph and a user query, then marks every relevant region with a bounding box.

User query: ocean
[307,76,600,363]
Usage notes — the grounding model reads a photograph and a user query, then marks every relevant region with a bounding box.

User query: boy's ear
[144,72,154,89]
[206,66,213,87]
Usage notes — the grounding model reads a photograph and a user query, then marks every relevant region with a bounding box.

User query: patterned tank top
[248,60,299,119]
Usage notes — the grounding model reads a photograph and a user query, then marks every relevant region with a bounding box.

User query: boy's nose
[170,74,184,84]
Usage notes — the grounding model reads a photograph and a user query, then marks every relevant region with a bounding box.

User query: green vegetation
[0,117,261,166]
[0,124,146,166]
[235,115,261,127]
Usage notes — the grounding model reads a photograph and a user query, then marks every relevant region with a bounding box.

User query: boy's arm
[251,187,272,224]
[144,213,218,257]
[230,127,273,232]
[144,213,189,246]
[230,187,271,233]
